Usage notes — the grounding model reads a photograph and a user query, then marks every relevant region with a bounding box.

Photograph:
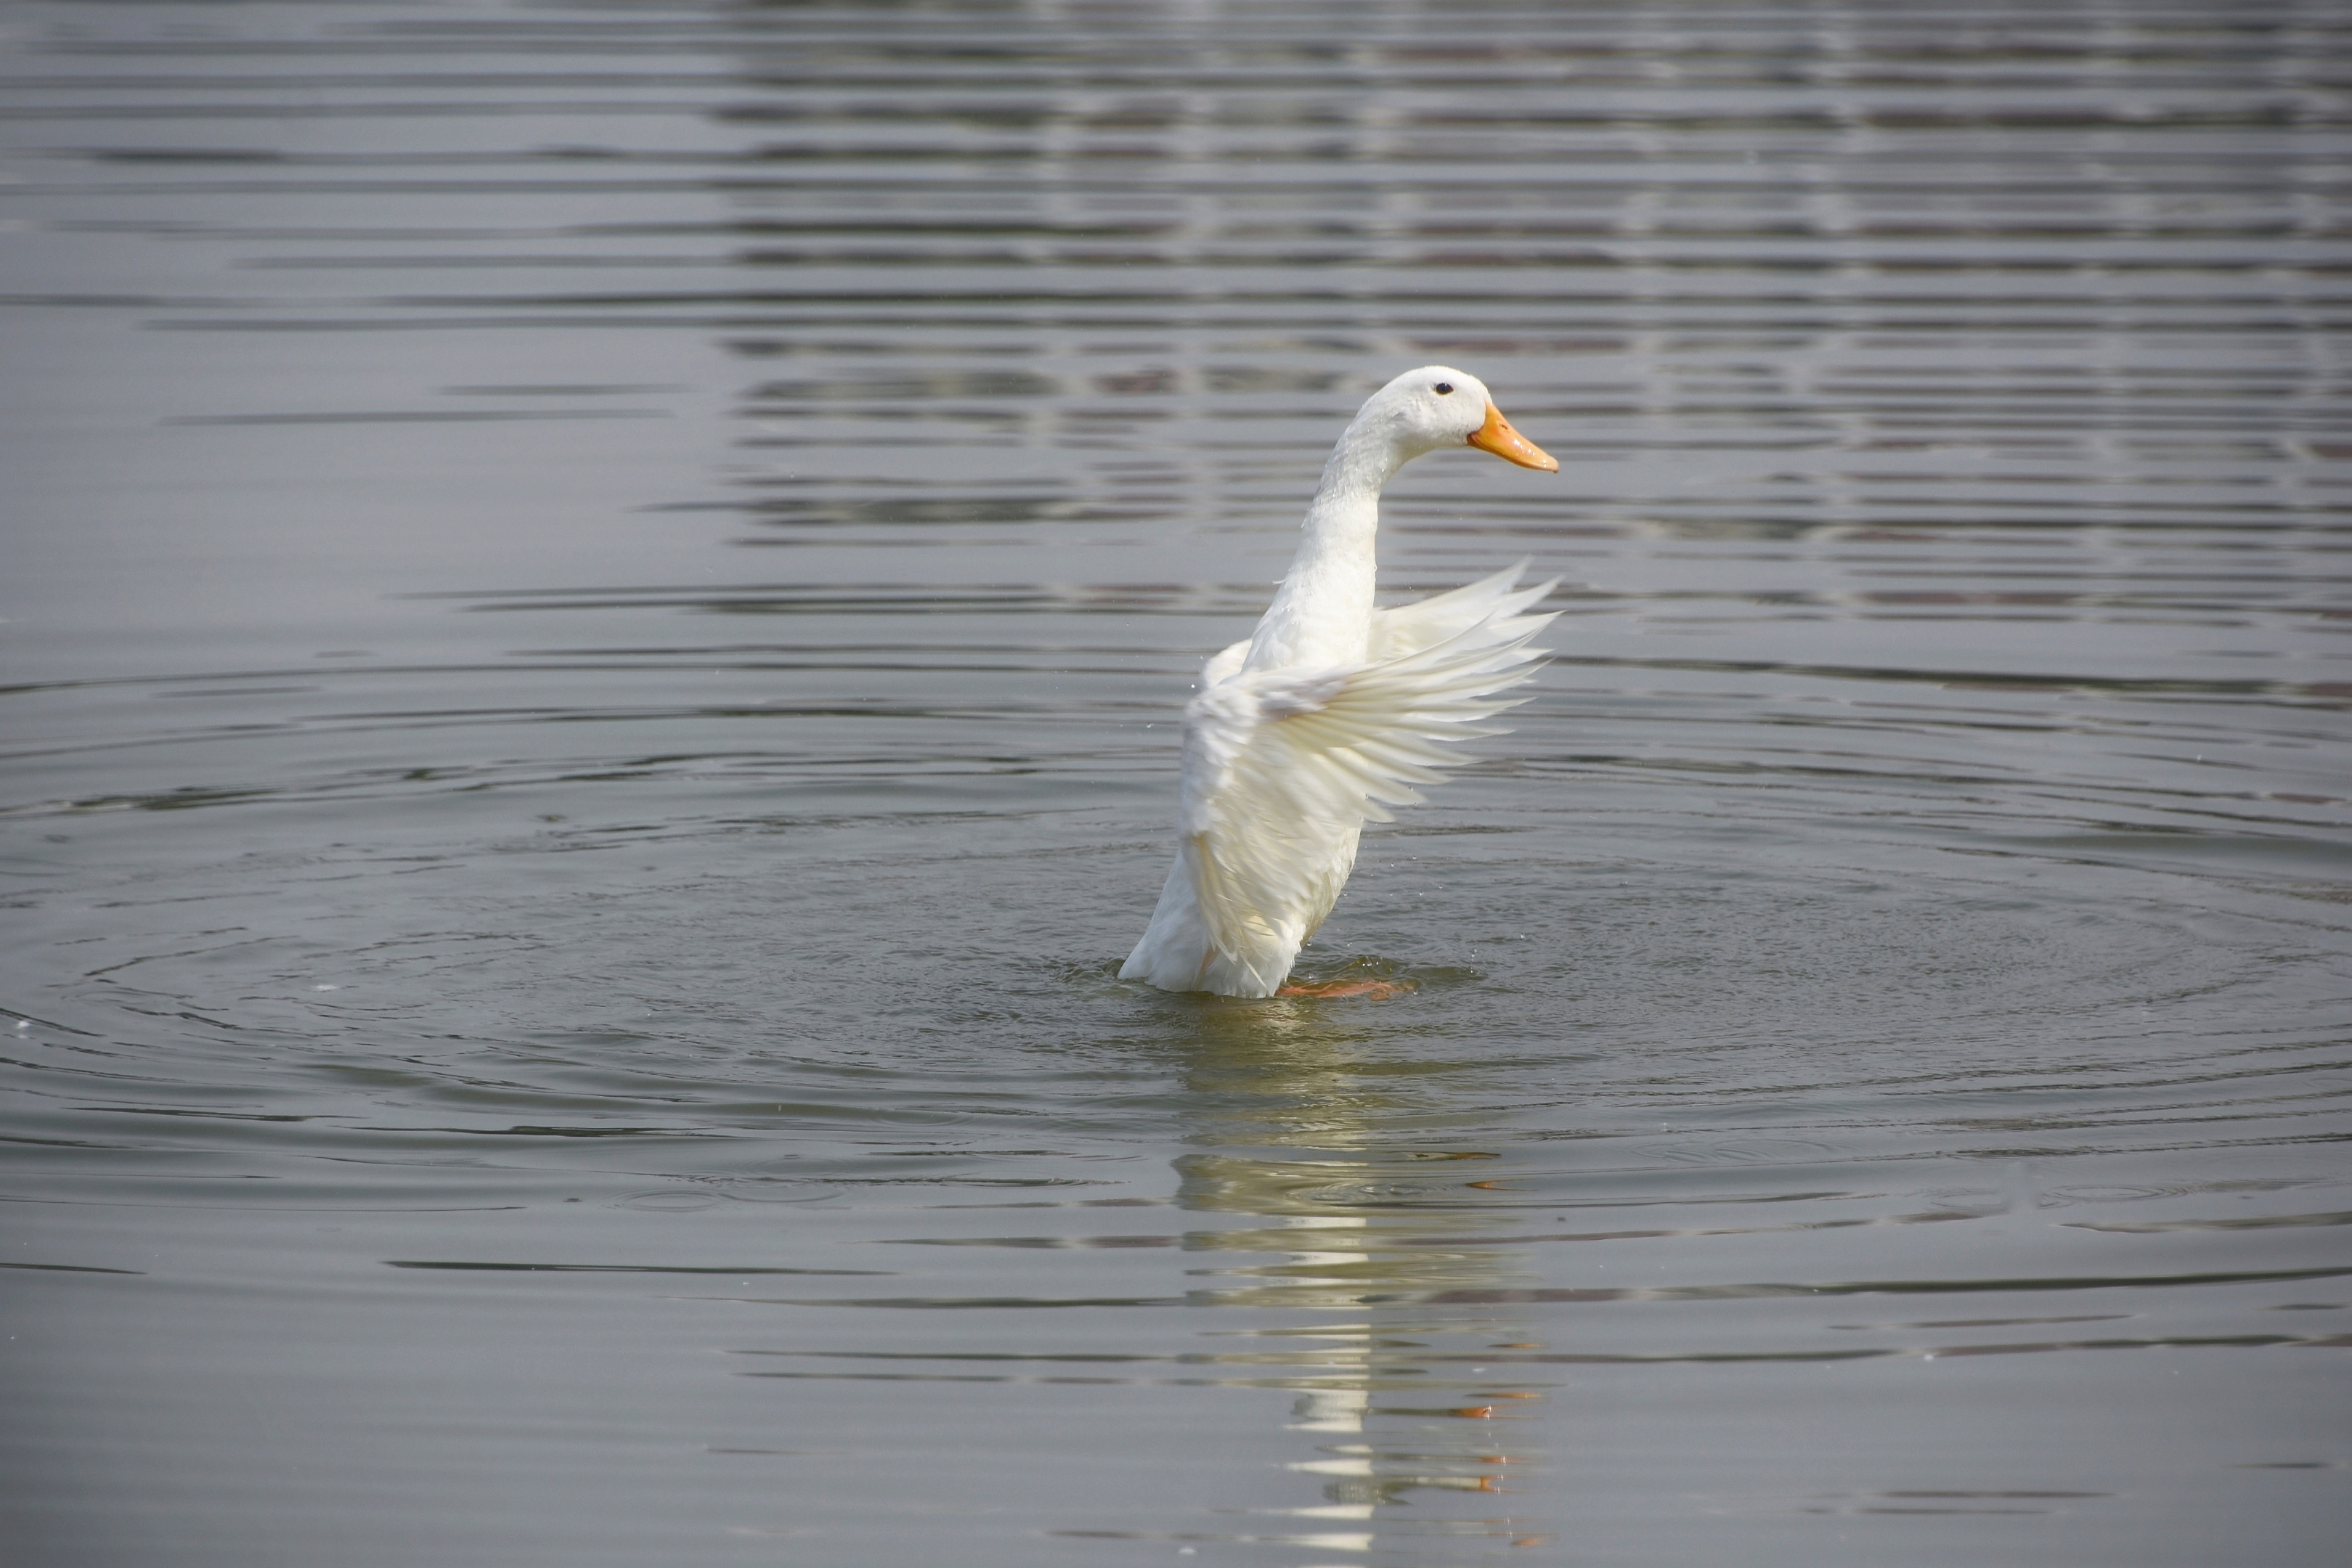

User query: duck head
[1354,364,1558,473]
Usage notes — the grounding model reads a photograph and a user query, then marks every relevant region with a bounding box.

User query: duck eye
[1433,382,1453,395]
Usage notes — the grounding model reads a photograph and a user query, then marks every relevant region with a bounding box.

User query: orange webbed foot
[1275,977,1415,1000]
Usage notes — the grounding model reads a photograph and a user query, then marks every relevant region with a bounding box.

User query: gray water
[4,2,2349,1564]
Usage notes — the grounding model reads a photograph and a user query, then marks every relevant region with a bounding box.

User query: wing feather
[1367,560,1557,662]
[1177,577,1558,977]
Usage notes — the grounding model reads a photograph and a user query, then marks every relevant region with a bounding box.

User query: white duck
[1120,366,1560,999]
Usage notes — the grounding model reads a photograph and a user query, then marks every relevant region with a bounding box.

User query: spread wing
[1197,560,1547,693]
[1179,574,1556,969]
[1368,560,1555,662]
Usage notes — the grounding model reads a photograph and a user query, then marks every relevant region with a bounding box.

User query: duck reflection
[1167,989,1555,1557]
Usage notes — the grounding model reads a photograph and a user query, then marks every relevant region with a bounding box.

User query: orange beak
[1467,402,1558,472]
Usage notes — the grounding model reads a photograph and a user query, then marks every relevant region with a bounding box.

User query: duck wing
[1179,597,1556,979]
[1197,562,1551,695]
[1369,560,1556,662]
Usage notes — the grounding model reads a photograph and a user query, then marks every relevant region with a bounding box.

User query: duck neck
[1242,419,1408,671]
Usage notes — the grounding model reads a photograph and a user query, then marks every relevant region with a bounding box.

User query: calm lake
[4,2,2348,1564]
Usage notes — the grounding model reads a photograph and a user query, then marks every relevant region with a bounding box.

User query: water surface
[4,3,2350,1564]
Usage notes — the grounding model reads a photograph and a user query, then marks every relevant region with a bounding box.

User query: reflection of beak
[1467,402,1558,472]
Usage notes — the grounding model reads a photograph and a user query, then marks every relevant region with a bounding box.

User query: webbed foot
[1275,977,1415,1000]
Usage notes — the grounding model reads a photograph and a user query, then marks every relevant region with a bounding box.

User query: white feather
[1120,367,1560,998]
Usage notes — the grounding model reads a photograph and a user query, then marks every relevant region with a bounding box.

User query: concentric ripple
[4,3,2348,1567]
